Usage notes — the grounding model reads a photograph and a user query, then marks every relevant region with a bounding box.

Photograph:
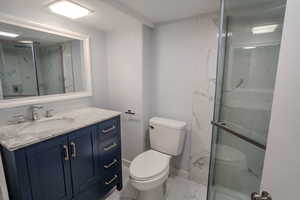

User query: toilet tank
[149,117,186,156]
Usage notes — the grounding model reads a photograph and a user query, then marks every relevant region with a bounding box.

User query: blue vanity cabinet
[26,136,73,200]
[1,116,122,200]
[68,126,99,195]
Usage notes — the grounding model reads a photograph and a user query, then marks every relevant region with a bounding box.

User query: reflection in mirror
[0,22,84,100]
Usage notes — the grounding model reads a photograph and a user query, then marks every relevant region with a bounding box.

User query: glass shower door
[0,41,38,99]
[208,0,287,200]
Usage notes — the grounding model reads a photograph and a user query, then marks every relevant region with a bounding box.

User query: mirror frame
[0,13,92,109]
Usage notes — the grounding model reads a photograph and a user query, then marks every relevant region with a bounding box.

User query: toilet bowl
[129,117,186,200]
[214,144,248,191]
[130,150,171,200]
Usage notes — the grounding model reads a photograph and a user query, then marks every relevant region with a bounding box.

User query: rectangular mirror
[0,19,90,104]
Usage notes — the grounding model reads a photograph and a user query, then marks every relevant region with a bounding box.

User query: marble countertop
[0,107,121,151]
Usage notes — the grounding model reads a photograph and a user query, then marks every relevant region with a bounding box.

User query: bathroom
[0,0,298,200]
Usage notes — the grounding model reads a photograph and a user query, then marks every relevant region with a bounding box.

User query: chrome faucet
[31,105,43,121]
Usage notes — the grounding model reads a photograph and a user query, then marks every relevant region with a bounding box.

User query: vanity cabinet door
[26,136,72,200]
[69,126,99,195]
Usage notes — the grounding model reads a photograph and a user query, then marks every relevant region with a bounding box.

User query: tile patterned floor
[105,167,207,200]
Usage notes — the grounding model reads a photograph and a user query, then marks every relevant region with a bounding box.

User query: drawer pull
[102,125,116,134]
[70,142,76,158]
[104,159,118,169]
[104,142,117,151]
[105,175,118,185]
[63,145,69,161]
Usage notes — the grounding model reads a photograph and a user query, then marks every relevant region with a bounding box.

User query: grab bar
[211,121,266,150]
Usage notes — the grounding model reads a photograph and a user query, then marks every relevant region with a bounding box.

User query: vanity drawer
[99,136,121,155]
[102,170,122,194]
[101,154,121,172]
[98,117,120,139]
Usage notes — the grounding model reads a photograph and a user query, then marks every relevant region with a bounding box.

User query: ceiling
[0,0,285,32]
[104,0,220,24]
[0,0,143,32]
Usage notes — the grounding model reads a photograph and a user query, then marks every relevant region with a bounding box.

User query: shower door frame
[207,0,288,199]
[207,0,228,197]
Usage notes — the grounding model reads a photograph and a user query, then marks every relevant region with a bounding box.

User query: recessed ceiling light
[48,0,91,19]
[252,24,278,34]
[243,46,256,49]
[0,31,19,38]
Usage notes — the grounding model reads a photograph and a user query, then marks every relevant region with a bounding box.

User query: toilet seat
[130,150,171,181]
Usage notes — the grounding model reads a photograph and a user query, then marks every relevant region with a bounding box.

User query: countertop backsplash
[0,97,92,126]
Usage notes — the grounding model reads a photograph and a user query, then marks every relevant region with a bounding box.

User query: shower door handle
[211,121,266,150]
[251,191,272,200]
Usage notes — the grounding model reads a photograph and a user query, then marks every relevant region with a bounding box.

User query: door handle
[70,142,76,158]
[63,145,69,161]
[261,191,272,200]
[251,192,261,200]
[251,191,272,200]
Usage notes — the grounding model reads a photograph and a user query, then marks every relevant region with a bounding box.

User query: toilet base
[137,184,165,200]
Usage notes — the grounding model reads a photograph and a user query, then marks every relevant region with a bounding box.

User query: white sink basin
[20,117,74,134]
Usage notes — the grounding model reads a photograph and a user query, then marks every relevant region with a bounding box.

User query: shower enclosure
[208,0,287,200]
[0,40,76,99]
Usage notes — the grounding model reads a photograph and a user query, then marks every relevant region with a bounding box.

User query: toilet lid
[216,144,246,162]
[130,150,171,181]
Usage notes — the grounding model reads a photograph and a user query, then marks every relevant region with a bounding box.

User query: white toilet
[129,117,186,200]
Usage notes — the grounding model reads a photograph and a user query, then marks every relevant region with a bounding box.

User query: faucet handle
[32,104,43,110]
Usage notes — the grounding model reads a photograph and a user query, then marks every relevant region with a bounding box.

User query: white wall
[142,25,155,149]
[261,0,300,198]
[153,15,218,185]
[106,22,145,162]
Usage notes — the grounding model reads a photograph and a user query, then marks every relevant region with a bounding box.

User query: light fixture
[243,46,256,50]
[18,40,33,44]
[252,24,278,34]
[48,0,91,19]
[0,31,19,38]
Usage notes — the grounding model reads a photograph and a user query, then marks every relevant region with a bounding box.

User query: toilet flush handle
[149,125,154,130]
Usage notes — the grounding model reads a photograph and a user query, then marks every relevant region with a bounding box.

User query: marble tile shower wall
[153,15,218,186]
[189,42,217,186]
[0,42,37,98]
[38,45,65,95]
[187,15,219,185]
